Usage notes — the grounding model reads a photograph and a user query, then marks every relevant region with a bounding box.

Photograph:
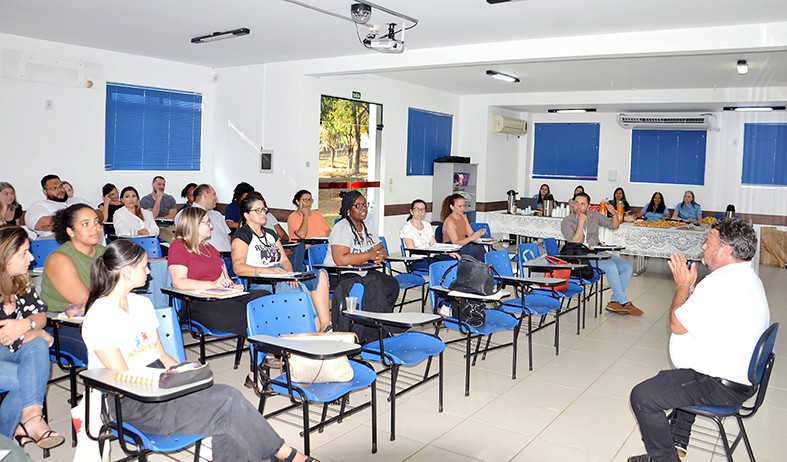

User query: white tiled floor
[25,258,787,461]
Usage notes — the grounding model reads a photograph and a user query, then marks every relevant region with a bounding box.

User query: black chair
[674,322,779,462]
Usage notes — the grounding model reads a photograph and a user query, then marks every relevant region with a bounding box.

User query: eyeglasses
[353,202,368,210]
[249,207,269,214]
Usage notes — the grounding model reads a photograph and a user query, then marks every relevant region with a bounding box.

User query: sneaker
[605,301,630,314]
[627,455,652,462]
[675,442,688,458]
[624,302,644,317]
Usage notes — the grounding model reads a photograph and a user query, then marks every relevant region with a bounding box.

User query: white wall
[0,33,216,207]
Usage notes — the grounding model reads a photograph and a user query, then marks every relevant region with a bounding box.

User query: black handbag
[444,255,499,296]
[560,242,596,280]
[438,299,486,327]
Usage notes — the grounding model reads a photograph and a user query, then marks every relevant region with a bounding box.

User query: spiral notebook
[114,367,164,386]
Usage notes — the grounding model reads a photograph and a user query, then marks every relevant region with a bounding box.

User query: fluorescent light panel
[191,27,250,44]
[486,70,520,83]
[547,108,597,114]
[723,106,786,112]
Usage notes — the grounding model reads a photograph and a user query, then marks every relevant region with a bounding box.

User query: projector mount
[281,0,418,53]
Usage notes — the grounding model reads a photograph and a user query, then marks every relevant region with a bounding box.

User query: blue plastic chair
[543,237,560,257]
[379,236,428,312]
[30,239,60,268]
[398,238,430,277]
[347,283,444,440]
[172,298,246,369]
[517,243,585,335]
[428,260,520,396]
[675,323,779,462]
[306,243,328,271]
[128,236,162,258]
[485,250,561,370]
[434,225,443,243]
[93,307,205,461]
[246,293,378,455]
[49,321,89,449]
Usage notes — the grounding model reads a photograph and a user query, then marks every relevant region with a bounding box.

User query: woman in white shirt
[113,186,159,237]
[81,239,317,462]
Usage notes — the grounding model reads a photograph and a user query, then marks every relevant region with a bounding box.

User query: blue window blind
[105,83,202,171]
[630,130,706,185]
[742,123,787,186]
[406,108,453,175]
[533,123,599,180]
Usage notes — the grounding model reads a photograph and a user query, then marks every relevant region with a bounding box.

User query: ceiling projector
[363,23,404,53]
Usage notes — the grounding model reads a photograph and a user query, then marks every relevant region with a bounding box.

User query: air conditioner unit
[617,113,716,130]
[491,115,527,135]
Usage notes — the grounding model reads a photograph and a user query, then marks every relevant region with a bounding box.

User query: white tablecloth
[487,212,707,260]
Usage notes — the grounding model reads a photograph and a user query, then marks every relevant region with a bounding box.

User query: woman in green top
[41,204,104,363]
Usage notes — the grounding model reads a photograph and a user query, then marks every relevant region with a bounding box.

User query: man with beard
[26,174,90,239]
[627,219,770,462]
[140,175,178,219]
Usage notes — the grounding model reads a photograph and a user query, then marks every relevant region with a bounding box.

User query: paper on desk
[427,243,461,252]
[447,290,506,301]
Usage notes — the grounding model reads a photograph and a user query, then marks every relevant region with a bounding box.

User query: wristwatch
[29,319,36,330]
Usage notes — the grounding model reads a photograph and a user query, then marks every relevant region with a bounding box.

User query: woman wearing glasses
[168,207,268,340]
[285,189,329,272]
[324,190,399,308]
[401,199,458,272]
[231,192,332,332]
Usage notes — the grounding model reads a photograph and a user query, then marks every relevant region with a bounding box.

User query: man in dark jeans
[627,219,770,462]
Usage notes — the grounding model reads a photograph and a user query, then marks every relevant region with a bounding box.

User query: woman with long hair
[168,207,268,339]
[0,226,64,450]
[400,199,458,272]
[608,187,632,216]
[637,192,670,221]
[671,190,703,223]
[40,203,105,363]
[287,189,330,241]
[0,182,24,226]
[96,183,123,223]
[440,194,487,260]
[532,183,554,209]
[324,190,399,307]
[113,186,160,237]
[231,192,332,331]
[82,239,317,462]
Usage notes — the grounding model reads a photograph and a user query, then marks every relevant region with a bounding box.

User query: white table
[487,212,708,274]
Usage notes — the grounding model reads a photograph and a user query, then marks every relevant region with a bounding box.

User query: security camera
[350,3,372,24]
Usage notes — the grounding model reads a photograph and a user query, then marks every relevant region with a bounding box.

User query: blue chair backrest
[485,250,514,277]
[128,236,162,258]
[470,222,491,238]
[156,307,186,362]
[428,261,457,313]
[246,292,317,338]
[434,225,443,243]
[30,239,60,268]
[751,323,779,385]
[517,242,540,275]
[543,237,559,256]
[307,243,328,270]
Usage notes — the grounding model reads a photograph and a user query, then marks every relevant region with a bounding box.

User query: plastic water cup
[345,296,358,312]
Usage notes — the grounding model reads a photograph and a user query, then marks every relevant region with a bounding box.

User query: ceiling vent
[491,115,527,136]
[617,113,716,130]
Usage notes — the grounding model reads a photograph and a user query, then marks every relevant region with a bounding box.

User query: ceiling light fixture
[736,59,749,75]
[547,108,597,114]
[723,106,786,112]
[486,70,520,83]
[191,27,250,44]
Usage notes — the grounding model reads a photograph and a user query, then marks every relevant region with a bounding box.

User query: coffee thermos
[507,190,519,214]
[725,204,736,219]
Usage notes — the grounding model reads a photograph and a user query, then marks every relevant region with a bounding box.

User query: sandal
[18,415,65,450]
[273,446,319,462]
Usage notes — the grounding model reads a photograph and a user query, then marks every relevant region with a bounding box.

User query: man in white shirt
[25,174,90,239]
[174,183,231,252]
[627,219,770,462]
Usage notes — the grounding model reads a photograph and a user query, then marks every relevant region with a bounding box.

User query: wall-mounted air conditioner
[491,114,527,136]
[617,113,717,130]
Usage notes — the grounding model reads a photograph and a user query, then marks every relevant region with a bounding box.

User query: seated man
[25,174,89,239]
[140,175,177,219]
[628,219,770,462]
[560,192,641,315]
[174,183,231,252]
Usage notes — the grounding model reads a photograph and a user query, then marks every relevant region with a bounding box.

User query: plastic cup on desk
[345,296,358,313]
